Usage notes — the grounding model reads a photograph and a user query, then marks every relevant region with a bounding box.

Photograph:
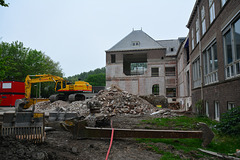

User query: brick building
[176,37,192,110]
[186,0,240,120]
[106,30,183,102]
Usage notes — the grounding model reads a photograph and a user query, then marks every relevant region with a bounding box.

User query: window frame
[151,68,159,77]
[192,57,201,88]
[223,15,240,79]
[152,84,159,95]
[227,102,235,110]
[201,6,206,35]
[209,0,215,24]
[205,101,209,117]
[214,101,220,121]
[203,41,218,85]
[111,54,116,63]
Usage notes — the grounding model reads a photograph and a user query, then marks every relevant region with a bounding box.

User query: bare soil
[1,113,220,160]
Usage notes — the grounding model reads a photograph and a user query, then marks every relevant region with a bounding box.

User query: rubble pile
[35,86,160,116]
[94,86,159,115]
[35,100,90,117]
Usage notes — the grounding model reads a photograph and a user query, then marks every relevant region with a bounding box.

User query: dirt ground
[0,113,221,160]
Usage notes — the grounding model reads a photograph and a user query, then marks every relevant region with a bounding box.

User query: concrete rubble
[35,85,160,117]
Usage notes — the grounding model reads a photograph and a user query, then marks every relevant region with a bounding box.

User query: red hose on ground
[105,120,114,160]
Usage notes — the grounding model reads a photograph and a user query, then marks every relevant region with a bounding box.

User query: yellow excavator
[20,74,92,109]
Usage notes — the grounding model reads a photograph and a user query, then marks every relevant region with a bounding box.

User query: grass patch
[139,116,240,156]
[142,116,218,131]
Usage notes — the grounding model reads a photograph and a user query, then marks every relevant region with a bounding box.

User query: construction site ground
[1,113,223,160]
[0,87,223,159]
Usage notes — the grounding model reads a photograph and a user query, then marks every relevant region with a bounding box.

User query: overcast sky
[0,0,196,77]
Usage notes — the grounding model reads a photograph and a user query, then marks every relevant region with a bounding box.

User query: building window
[111,54,116,63]
[203,42,218,85]
[206,101,209,117]
[166,88,176,97]
[201,6,206,35]
[223,16,240,79]
[215,101,220,121]
[191,29,195,50]
[151,68,159,77]
[132,41,140,46]
[165,67,175,76]
[209,0,215,23]
[192,57,201,88]
[170,48,174,52]
[196,18,200,43]
[152,84,159,95]
[227,102,235,110]
[130,63,147,75]
[221,0,227,7]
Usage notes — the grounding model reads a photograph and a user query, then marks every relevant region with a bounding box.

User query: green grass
[138,116,240,158]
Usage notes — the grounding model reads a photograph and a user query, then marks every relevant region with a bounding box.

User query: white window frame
[191,29,195,50]
[223,15,240,79]
[215,101,220,121]
[192,57,201,88]
[209,0,215,24]
[201,6,206,35]
[205,101,209,117]
[203,41,218,85]
[196,18,200,43]
[227,102,235,110]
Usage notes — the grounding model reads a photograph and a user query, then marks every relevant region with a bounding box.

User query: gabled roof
[106,30,163,52]
[157,39,183,56]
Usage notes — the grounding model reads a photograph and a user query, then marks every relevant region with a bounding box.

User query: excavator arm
[24,74,66,100]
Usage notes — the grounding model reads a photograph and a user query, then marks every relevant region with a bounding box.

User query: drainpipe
[198,6,204,112]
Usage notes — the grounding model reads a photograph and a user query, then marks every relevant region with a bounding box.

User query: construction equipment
[20,74,93,109]
[1,98,45,143]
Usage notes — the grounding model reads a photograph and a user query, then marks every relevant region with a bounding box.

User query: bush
[216,106,240,136]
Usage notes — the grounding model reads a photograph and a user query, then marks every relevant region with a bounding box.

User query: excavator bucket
[1,112,45,143]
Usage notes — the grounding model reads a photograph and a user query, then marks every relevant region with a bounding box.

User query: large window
[123,53,147,76]
[203,42,218,85]
[130,63,147,75]
[209,0,215,23]
[191,29,195,50]
[223,16,240,79]
[192,57,201,88]
[196,18,200,43]
[205,101,209,117]
[201,6,206,35]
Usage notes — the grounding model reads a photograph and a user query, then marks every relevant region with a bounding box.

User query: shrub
[216,106,240,136]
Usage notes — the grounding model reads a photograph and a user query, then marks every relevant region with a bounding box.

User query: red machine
[0,81,25,107]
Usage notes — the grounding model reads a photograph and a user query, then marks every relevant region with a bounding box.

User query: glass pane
[203,52,208,75]
[208,49,213,72]
[237,63,240,75]
[213,43,218,70]
[234,18,240,60]
[224,30,233,64]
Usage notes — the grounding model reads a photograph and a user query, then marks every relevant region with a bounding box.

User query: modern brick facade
[186,0,240,120]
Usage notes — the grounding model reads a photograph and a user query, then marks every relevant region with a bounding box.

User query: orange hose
[105,120,114,160]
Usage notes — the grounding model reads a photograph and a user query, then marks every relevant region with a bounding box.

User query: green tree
[0,41,63,81]
[0,0,9,7]
[85,73,106,86]
[67,67,105,82]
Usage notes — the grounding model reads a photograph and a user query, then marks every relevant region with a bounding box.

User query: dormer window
[132,41,140,46]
